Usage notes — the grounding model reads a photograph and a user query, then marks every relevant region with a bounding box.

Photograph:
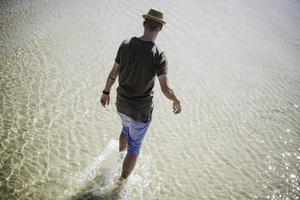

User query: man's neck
[139,31,158,42]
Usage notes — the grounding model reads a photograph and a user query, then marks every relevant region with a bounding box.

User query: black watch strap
[102,90,109,95]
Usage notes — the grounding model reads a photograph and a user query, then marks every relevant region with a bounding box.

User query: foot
[112,177,127,193]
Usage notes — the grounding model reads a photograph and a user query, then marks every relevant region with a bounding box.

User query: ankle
[121,171,130,179]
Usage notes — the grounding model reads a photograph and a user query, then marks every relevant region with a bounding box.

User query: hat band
[143,15,165,24]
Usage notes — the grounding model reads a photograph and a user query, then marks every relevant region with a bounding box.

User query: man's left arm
[100,62,120,107]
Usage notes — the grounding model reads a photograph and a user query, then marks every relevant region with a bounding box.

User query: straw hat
[142,9,166,25]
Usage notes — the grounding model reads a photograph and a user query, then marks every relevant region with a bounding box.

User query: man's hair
[144,19,162,32]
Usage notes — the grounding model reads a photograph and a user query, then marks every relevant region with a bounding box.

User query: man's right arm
[157,74,181,114]
[100,62,120,107]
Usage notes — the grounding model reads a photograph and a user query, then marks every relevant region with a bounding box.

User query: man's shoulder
[120,37,136,46]
[152,44,166,58]
[119,38,131,48]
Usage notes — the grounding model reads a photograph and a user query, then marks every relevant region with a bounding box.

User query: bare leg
[121,154,137,179]
[119,132,138,179]
[119,132,127,152]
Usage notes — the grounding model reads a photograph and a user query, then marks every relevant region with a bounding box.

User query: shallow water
[0,0,300,199]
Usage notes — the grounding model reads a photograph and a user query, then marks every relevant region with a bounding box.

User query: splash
[64,139,118,197]
[63,139,160,200]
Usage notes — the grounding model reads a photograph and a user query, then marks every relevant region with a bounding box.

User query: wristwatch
[102,90,109,95]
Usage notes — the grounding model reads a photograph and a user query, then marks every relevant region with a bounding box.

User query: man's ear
[158,25,163,31]
[143,21,146,28]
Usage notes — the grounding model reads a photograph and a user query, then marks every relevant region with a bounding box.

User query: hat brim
[142,15,166,25]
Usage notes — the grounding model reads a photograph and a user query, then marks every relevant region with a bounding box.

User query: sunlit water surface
[0,0,300,199]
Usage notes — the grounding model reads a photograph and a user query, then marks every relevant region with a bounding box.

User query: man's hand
[100,93,110,107]
[100,62,120,108]
[158,74,181,114]
[173,100,181,114]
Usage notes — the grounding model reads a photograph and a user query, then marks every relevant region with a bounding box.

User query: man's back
[116,37,167,98]
[115,37,167,122]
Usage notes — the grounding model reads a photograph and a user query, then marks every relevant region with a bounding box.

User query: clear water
[0,0,300,199]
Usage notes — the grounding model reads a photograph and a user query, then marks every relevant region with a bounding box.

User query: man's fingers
[176,106,181,114]
[100,95,109,107]
[173,104,179,113]
[172,103,181,114]
[173,102,178,109]
[173,107,177,113]
[101,99,106,107]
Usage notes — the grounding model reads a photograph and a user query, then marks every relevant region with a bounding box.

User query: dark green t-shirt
[115,37,168,122]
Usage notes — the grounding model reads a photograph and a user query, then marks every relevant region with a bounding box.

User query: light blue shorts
[118,112,150,156]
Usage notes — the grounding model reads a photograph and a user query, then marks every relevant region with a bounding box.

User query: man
[100,8,181,181]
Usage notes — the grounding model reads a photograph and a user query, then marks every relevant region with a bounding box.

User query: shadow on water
[71,190,120,200]
[69,171,121,200]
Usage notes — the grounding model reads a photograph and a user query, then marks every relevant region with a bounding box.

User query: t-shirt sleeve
[155,52,168,76]
[115,41,124,64]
